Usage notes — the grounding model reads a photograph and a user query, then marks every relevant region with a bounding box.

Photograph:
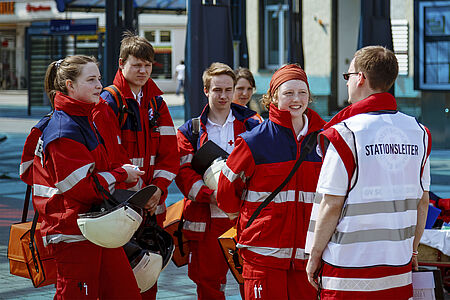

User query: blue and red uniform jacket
[20,115,52,186]
[217,104,325,270]
[175,103,260,240]
[32,92,129,246]
[99,69,180,224]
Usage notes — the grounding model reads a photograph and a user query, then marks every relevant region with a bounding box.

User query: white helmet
[124,219,174,292]
[77,183,159,248]
[203,158,227,190]
[77,203,142,248]
[124,239,163,292]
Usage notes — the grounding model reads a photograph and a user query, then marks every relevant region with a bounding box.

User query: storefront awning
[55,0,186,13]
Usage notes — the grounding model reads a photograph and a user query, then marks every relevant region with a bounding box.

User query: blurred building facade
[0,0,186,92]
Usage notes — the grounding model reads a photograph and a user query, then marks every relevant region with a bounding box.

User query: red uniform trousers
[52,240,141,300]
[140,283,157,299]
[243,261,316,300]
[188,218,232,300]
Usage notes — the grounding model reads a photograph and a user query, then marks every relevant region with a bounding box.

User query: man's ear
[204,87,209,98]
[357,72,365,86]
[118,58,124,69]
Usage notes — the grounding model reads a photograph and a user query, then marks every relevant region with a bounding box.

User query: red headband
[269,64,309,96]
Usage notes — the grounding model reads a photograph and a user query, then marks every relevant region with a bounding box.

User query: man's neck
[208,108,231,126]
[129,83,143,97]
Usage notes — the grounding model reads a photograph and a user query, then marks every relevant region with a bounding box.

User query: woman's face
[275,79,309,119]
[233,78,254,106]
[67,62,102,104]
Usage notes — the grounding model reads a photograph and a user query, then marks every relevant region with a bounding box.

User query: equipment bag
[218,226,243,284]
[163,199,190,267]
[7,185,56,288]
[218,131,319,284]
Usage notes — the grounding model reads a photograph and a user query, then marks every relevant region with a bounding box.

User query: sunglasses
[342,72,360,80]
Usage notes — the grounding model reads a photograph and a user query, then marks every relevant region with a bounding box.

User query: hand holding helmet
[144,185,162,214]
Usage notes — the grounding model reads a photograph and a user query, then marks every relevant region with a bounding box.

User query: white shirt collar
[207,109,235,127]
[297,114,309,140]
[132,89,143,105]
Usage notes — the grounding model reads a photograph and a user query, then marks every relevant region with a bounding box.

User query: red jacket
[20,115,51,186]
[99,70,180,224]
[32,93,128,245]
[217,105,325,270]
[175,104,260,240]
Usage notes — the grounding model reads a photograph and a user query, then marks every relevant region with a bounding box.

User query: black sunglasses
[342,72,360,80]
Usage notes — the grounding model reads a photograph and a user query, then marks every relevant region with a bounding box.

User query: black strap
[173,215,186,256]
[21,185,32,223]
[92,175,121,208]
[149,97,161,128]
[245,131,319,229]
[28,210,41,274]
[20,185,40,273]
[190,117,201,152]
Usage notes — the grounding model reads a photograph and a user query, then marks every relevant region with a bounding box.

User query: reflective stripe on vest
[321,272,412,292]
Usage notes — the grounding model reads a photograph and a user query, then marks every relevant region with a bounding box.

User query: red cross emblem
[228,139,234,146]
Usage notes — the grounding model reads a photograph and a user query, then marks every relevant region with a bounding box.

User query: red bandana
[269,64,309,96]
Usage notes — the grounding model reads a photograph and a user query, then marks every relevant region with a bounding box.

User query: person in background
[306,46,431,299]
[99,31,180,299]
[31,55,144,299]
[217,64,325,300]
[233,67,263,122]
[175,60,185,96]
[175,62,260,299]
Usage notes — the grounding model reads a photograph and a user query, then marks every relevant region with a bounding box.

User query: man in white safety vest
[305,45,431,299]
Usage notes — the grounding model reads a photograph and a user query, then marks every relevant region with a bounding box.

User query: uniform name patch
[365,143,419,156]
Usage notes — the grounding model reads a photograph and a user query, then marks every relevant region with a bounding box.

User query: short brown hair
[44,55,98,108]
[353,46,398,92]
[235,67,255,88]
[120,30,154,64]
[202,62,236,91]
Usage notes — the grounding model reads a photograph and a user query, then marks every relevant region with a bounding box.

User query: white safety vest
[322,111,428,268]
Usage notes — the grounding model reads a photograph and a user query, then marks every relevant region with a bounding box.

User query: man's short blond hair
[202,62,236,91]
